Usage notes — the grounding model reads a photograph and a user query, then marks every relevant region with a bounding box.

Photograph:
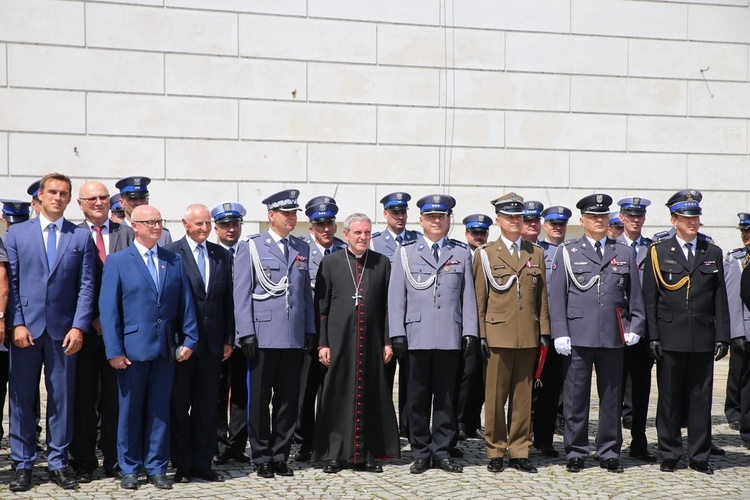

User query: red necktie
[93,225,106,263]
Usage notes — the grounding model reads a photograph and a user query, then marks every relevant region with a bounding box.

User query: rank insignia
[418,244,424,250]
[571,247,578,253]
[702,260,716,266]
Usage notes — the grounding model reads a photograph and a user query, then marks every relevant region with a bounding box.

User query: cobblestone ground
[1,358,748,498]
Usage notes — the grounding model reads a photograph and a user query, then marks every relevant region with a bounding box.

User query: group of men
[0,173,744,492]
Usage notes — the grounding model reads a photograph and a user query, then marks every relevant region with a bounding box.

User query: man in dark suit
[5,173,96,492]
[166,204,234,483]
[100,204,199,490]
[643,190,730,475]
[70,181,134,482]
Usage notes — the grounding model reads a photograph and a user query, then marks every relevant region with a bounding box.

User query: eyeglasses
[79,195,110,203]
[133,219,165,228]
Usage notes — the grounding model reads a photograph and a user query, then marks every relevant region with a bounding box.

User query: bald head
[78,181,110,225]
[132,205,163,248]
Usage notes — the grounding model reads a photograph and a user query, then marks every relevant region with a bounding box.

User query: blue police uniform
[1,199,31,224]
[115,176,172,246]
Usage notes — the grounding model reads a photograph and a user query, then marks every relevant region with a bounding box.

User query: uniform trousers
[294,350,323,451]
[216,348,248,455]
[385,357,410,435]
[451,347,484,446]
[0,350,8,441]
[621,338,654,452]
[656,351,713,462]
[248,348,303,465]
[407,350,459,461]
[726,346,746,424]
[532,347,563,448]
[562,346,623,460]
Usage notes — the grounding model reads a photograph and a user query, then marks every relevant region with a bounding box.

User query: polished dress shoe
[448,446,464,458]
[533,443,560,458]
[433,458,463,473]
[120,473,139,490]
[629,449,657,462]
[710,444,725,456]
[509,458,537,473]
[566,457,585,473]
[75,470,93,483]
[9,469,32,492]
[294,448,312,462]
[487,457,504,472]
[49,468,79,489]
[323,459,342,474]
[600,458,623,473]
[147,473,173,489]
[730,420,741,431]
[213,452,229,465]
[273,460,294,477]
[689,460,714,475]
[192,468,224,482]
[257,462,275,478]
[229,450,252,463]
[173,468,191,483]
[353,460,383,473]
[660,458,678,472]
[410,458,430,474]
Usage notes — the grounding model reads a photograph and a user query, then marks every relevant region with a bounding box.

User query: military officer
[531,205,572,457]
[463,214,492,252]
[114,176,172,246]
[233,189,316,479]
[548,193,646,474]
[474,193,550,474]
[293,196,346,462]
[389,194,478,474]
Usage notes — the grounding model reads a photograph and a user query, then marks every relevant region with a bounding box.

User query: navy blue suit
[5,217,96,470]
[100,243,199,475]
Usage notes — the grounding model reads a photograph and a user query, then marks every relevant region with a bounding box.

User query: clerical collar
[347,247,366,259]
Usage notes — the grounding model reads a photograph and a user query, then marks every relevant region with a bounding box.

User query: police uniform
[109,194,125,221]
[233,190,315,477]
[548,194,646,473]
[114,176,172,246]
[1,199,31,225]
[293,196,345,461]
[642,192,729,473]
[388,195,478,474]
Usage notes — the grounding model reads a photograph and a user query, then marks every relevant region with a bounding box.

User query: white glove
[624,332,641,346]
[554,336,572,356]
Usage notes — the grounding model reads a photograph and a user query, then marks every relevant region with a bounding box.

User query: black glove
[649,340,663,362]
[480,338,490,362]
[540,335,552,349]
[462,336,477,358]
[239,335,258,360]
[303,333,317,355]
[715,341,729,361]
[391,336,408,361]
[731,337,747,358]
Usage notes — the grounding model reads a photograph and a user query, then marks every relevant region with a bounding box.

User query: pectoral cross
[352,294,363,307]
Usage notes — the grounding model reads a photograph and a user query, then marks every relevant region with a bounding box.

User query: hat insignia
[319,203,326,210]
[223,202,232,211]
[686,192,694,201]
[510,193,517,202]
[396,193,403,200]
[596,194,603,203]
[290,190,298,198]
[558,207,564,213]
[323,197,330,203]
[478,215,485,221]
[529,202,535,209]
[132,177,141,185]
[432,195,441,203]
[633,197,640,205]
[13,203,21,211]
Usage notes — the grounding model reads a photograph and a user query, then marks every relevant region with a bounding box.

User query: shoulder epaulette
[408,229,423,237]
[641,236,653,245]
[401,239,417,246]
[477,242,492,250]
[371,231,382,238]
[333,236,346,245]
[652,230,671,242]
[289,234,302,242]
[246,233,261,241]
[560,240,576,247]
[649,238,668,247]
[449,239,468,249]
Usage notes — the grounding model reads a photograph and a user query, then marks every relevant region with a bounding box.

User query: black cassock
[312,248,400,464]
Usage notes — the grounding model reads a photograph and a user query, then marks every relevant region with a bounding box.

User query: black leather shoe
[9,469,32,492]
[192,468,224,482]
[710,444,725,456]
[120,473,139,490]
[566,457,585,473]
[229,450,252,463]
[533,443,560,458]
[600,458,623,473]
[323,459,342,474]
[554,419,564,436]
[509,458,537,473]
[213,452,229,465]
[75,470,93,483]
[629,449,657,462]
[448,446,464,458]
[147,473,173,489]
[352,459,383,473]
[689,460,714,475]
[660,458,678,472]
[173,468,191,483]
[257,462,274,478]
[410,458,430,474]
[49,468,79,490]
[457,424,468,441]
[433,458,463,473]
[487,457,504,472]
[105,465,123,479]
[294,448,312,462]
[729,420,741,431]
[273,460,294,477]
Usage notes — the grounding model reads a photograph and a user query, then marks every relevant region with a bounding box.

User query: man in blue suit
[100,205,199,490]
[5,173,96,492]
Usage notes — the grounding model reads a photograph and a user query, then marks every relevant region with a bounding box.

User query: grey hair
[183,203,210,220]
[343,213,372,232]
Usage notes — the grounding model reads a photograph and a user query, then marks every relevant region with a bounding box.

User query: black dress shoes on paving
[75,470,93,483]
[710,444,725,456]
[629,449,657,462]
[229,450,252,463]
[9,469,32,492]
[193,468,224,482]
[600,458,623,473]
[257,462,275,478]
[689,460,714,475]
[213,452,229,465]
[49,468,79,489]
[120,473,139,490]
[533,443,560,458]
[148,473,173,489]
[509,458,537,473]
[323,460,342,473]
[273,460,294,477]
[352,460,383,473]
[487,457,504,472]
[410,458,430,474]
[294,448,312,462]
[729,420,741,431]
[173,468,191,483]
[660,458,678,472]
[448,446,464,458]
[105,465,123,479]
[566,457,585,473]
[433,458,463,473]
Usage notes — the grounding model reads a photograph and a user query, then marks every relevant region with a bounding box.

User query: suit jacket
[165,237,234,357]
[388,236,478,350]
[233,230,315,349]
[473,238,550,349]
[301,234,346,289]
[99,243,199,361]
[643,236,730,352]
[371,228,420,263]
[548,236,645,348]
[538,239,558,286]
[725,246,750,341]
[5,217,96,340]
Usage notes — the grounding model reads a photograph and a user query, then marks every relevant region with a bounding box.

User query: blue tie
[46,223,57,269]
[197,244,207,286]
[432,243,440,263]
[631,240,638,259]
[282,238,289,261]
[146,249,159,289]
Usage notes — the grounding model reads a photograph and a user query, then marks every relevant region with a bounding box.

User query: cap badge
[529,202,536,209]
[223,202,232,211]
[596,194,603,203]
[478,215,485,221]
[319,203,326,210]
[558,207,564,213]
[633,197,640,205]
[396,193,403,200]
[511,193,518,202]
[686,192,694,201]
[290,190,298,198]
[132,177,141,185]
[432,195,441,203]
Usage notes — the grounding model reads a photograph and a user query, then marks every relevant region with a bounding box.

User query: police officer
[114,176,172,245]
[520,201,544,243]
[548,194,645,474]
[643,191,729,474]
[463,214,492,252]
[233,189,316,479]
[389,194,478,474]
[293,196,346,462]
[608,214,624,239]
[1,199,31,227]
[26,180,41,217]
[531,205,572,457]
[109,194,125,224]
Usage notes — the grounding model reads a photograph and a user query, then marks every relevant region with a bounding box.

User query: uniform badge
[612,266,617,272]
[223,202,232,211]
[619,276,625,286]
[532,276,538,285]
[577,275,585,284]
[551,260,557,270]
[571,247,578,253]
[266,238,271,244]
[418,244,424,250]
[596,194,603,203]
[444,265,450,272]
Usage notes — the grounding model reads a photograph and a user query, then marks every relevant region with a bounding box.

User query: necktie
[197,244,207,286]
[510,242,519,264]
[631,240,638,259]
[396,235,403,245]
[686,242,694,267]
[282,238,289,260]
[230,247,235,257]
[146,249,159,288]
[324,248,331,256]
[432,242,440,263]
[93,225,106,263]
[595,241,603,260]
[47,223,57,268]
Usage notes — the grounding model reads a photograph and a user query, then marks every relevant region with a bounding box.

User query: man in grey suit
[233,189,316,479]
[548,193,645,474]
[389,194,478,474]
